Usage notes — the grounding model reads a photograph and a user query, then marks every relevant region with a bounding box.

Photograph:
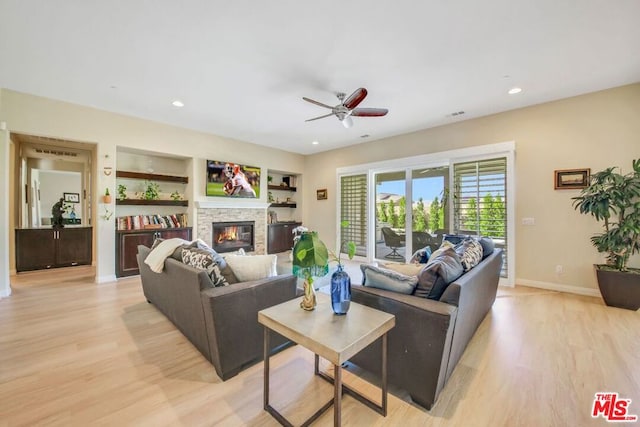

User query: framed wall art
[554,168,590,190]
[63,192,80,203]
[316,188,328,200]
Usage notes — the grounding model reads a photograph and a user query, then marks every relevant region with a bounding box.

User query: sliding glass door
[375,171,407,261]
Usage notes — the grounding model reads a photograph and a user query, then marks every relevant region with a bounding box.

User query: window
[340,174,368,257]
[453,157,508,277]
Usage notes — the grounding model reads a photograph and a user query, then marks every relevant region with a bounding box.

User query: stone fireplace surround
[196,204,267,255]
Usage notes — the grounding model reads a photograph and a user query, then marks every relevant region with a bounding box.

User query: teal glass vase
[330,264,351,315]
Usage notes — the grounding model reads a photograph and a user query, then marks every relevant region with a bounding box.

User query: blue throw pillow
[410,245,432,264]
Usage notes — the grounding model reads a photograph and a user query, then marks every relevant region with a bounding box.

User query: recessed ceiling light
[508,87,522,95]
[172,100,185,107]
[312,141,319,145]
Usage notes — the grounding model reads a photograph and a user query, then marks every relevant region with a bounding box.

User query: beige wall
[0,89,304,282]
[303,83,640,292]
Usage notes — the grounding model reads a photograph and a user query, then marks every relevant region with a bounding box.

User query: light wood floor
[1,268,639,426]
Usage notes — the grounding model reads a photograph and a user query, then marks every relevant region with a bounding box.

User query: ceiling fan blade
[351,107,389,117]
[305,112,335,122]
[341,115,353,128]
[343,88,368,109]
[302,97,334,110]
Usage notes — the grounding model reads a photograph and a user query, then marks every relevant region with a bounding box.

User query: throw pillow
[478,237,495,259]
[415,247,463,299]
[181,247,229,287]
[360,264,418,295]
[381,262,425,277]
[427,240,456,261]
[454,237,484,271]
[223,254,277,282]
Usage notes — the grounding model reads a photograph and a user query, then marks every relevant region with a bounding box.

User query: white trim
[0,287,12,298]
[336,141,515,175]
[96,274,118,284]
[516,278,601,297]
[195,200,271,209]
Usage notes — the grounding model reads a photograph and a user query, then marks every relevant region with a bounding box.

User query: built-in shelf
[116,170,188,183]
[270,203,297,208]
[268,185,296,192]
[116,199,188,206]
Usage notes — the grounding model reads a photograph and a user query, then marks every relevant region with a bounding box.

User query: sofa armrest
[200,274,297,380]
[439,248,503,380]
[350,284,457,409]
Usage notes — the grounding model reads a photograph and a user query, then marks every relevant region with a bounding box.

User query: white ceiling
[1,1,639,155]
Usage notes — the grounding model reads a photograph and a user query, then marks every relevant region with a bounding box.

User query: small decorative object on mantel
[316,188,328,200]
[292,230,328,311]
[554,168,590,190]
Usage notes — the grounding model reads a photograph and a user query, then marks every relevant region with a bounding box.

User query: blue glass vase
[331,264,351,315]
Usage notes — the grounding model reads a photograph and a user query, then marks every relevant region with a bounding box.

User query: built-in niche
[13,133,94,228]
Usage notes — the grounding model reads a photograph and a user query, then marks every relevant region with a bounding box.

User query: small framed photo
[64,192,80,203]
[316,188,328,200]
[554,169,590,190]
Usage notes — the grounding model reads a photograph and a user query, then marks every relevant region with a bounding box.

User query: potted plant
[572,159,640,310]
[103,188,112,204]
[117,184,127,201]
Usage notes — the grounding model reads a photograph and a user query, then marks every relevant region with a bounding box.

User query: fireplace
[212,221,255,253]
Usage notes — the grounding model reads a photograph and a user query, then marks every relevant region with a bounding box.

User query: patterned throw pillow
[181,247,229,287]
[454,237,484,271]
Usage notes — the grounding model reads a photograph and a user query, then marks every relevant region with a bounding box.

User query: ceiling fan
[303,87,388,128]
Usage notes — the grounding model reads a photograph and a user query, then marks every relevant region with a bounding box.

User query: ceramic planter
[595,266,640,311]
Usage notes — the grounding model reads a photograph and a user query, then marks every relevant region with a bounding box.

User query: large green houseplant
[572,159,640,310]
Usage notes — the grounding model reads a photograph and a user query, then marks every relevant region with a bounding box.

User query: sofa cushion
[414,247,463,299]
[360,264,418,295]
[478,237,495,259]
[224,254,278,282]
[181,247,229,287]
[455,237,484,271]
[380,262,425,277]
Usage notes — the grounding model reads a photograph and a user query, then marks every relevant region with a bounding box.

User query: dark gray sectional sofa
[136,245,297,380]
[350,248,503,410]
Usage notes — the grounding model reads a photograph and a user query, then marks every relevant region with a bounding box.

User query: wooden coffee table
[258,293,395,426]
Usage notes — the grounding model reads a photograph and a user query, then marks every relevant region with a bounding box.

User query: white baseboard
[516,278,601,297]
[0,287,12,298]
[96,275,117,284]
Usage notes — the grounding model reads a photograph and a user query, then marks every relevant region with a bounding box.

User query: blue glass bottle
[331,264,351,315]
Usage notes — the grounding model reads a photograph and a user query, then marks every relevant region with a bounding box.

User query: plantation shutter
[453,158,508,277]
[340,174,368,257]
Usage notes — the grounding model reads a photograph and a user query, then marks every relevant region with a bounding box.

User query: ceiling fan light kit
[303,87,388,128]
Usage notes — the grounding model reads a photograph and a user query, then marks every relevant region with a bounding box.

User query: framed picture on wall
[316,188,328,200]
[554,168,590,190]
[63,192,80,203]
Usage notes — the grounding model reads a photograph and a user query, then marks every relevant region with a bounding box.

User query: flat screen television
[206,160,261,198]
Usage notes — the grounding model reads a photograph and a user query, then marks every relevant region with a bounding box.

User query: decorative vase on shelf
[330,264,351,315]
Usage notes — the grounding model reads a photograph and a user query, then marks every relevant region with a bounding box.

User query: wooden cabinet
[267,222,301,254]
[15,227,92,272]
[116,227,192,277]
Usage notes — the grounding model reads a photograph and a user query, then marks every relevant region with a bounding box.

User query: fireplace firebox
[212,221,255,253]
